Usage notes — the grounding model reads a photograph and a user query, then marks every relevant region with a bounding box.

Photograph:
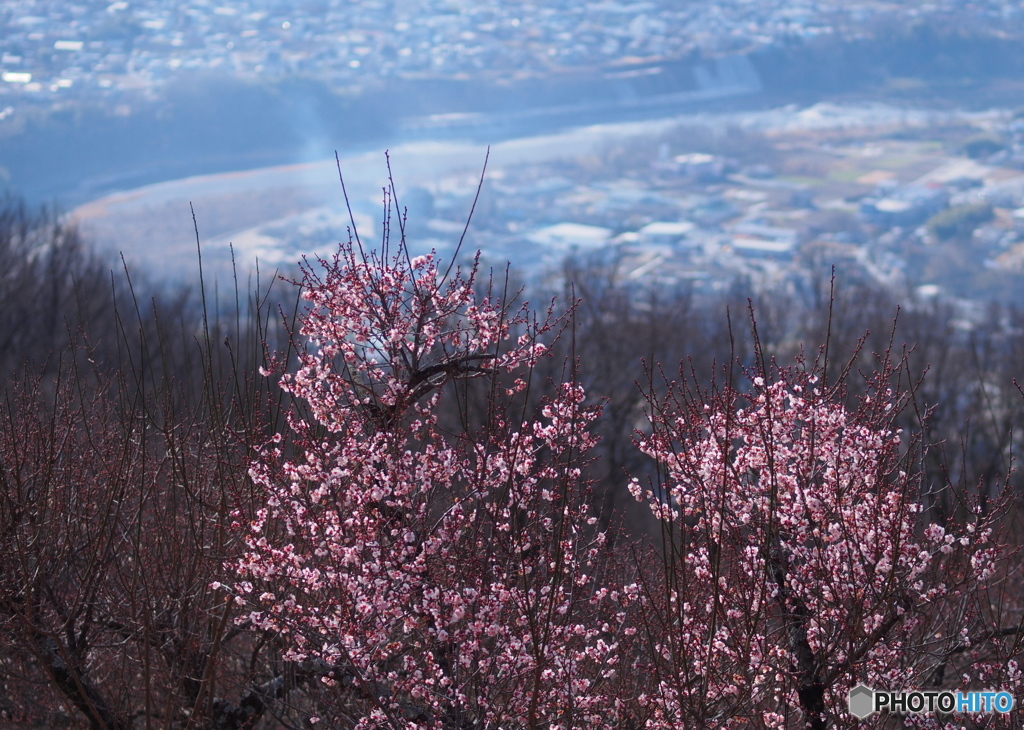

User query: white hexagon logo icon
[848,684,875,719]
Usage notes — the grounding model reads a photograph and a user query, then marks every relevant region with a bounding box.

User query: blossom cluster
[232,243,634,727]
[228,236,1020,728]
[632,374,1017,727]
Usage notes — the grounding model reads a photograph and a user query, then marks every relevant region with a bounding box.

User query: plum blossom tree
[229,230,639,727]
[226,173,1021,728]
[630,342,1021,729]
[3,175,1023,728]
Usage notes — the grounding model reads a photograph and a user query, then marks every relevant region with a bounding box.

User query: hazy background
[4,0,1024,301]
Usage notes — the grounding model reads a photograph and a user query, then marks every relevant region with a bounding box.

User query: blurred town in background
[2,0,1020,99]
[5,0,1024,309]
